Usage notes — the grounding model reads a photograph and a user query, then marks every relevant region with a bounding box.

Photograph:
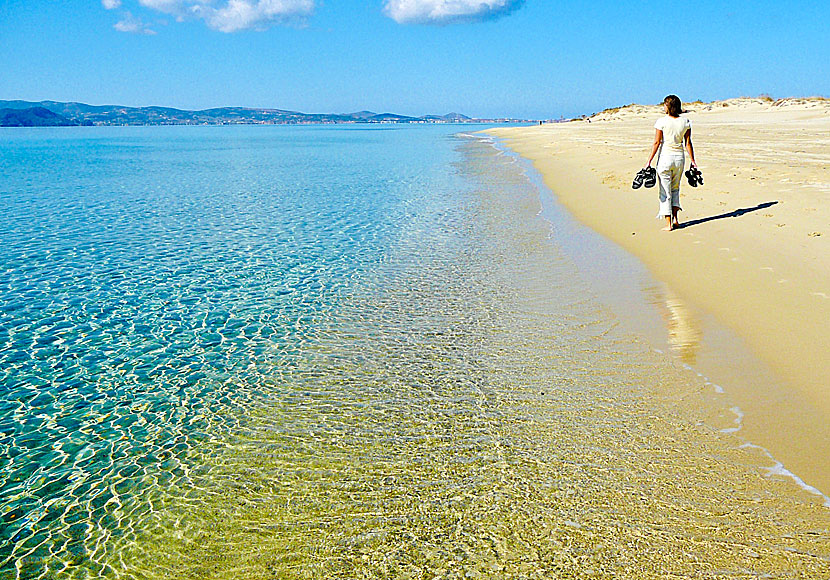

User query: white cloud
[205,0,314,32]
[130,0,313,31]
[102,0,122,9]
[384,0,522,24]
[114,12,156,34]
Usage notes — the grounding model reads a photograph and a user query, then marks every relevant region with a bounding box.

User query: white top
[654,115,691,153]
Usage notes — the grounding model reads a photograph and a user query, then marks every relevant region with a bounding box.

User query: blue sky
[1,0,828,119]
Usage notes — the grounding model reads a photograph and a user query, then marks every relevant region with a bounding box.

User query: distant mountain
[423,113,471,121]
[0,100,531,126]
[0,106,79,127]
[364,113,418,122]
[345,111,379,120]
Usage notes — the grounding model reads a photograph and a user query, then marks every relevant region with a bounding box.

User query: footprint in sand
[718,247,731,252]
[761,266,774,272]
[811,292,829,299]
[776,223,786,227]
[778,279,788,284]
[808,232,822,237]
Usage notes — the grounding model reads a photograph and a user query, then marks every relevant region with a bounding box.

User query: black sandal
[632,168,648,189]
[643,166,657,188]
[685,168,699,187]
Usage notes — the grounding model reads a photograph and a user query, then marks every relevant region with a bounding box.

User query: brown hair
[664,95,682,117]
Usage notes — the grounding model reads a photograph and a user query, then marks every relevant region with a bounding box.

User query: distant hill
[423,113,471,121]
[0,106,80,127]
[345,110,379,120]
[0,100,531,126]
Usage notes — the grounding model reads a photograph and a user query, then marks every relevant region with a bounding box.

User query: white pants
[656,152,684,217]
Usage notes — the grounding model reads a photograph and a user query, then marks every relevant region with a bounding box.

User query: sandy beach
[489,97,830,493]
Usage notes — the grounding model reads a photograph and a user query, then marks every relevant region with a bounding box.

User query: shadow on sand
[677,201,779,229]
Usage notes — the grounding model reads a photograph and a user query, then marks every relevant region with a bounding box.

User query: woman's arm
[685,128,697,167]
[646,129,662,167]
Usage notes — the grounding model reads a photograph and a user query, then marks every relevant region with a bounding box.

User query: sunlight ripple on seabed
[134,138,830,579]
[1,127,829,579]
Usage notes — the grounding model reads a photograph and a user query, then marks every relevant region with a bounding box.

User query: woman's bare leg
[662,216,673,231]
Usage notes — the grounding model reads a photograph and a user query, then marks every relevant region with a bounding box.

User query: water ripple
[1,126,828,579]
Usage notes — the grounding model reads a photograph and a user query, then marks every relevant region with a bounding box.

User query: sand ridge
[488,97,830,492]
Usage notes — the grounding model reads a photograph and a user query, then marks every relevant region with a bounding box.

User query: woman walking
[645,95,698,231]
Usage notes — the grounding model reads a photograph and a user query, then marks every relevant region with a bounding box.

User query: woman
[645,95,698,231]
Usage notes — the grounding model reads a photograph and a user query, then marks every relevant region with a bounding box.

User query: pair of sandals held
[632,166,704,190]
[685,166,704,187]
[632,166,656,189]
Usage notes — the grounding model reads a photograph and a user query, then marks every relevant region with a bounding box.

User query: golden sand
[488,97,830,492]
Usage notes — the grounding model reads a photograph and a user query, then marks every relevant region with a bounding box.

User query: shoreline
[487,97,830,494]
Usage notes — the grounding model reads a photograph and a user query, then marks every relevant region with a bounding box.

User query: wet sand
[488,97,830,494]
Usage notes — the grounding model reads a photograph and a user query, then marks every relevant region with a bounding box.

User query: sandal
[643,166,657,188]
[685,168,699,187]
[632,168,648,189]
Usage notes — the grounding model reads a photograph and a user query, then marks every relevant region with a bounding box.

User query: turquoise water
[2,125,829,579]
[0,125,479,576]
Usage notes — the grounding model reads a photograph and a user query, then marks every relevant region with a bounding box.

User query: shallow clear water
[1,125,829,579]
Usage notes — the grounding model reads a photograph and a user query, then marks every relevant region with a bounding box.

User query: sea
[1,125,829,579]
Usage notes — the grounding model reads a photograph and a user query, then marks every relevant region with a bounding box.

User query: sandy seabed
[125,136,830,580]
